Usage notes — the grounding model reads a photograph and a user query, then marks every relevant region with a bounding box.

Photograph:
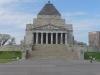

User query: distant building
[88,31,100,48]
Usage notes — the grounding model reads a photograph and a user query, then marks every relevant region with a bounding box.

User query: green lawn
[84,52,100,60]
[0,59,15,63]
[96,59,100,62]
[0,51,22,59]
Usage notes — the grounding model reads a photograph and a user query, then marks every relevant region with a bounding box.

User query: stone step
[29,44,78,59]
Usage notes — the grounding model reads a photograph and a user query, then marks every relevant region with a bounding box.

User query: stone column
[61,33,63,44]
[65,33,68,44]
[41,33,43,44]
[56,33,58,44]
[36,33,38,44]
[46,33,48,44]
[51,33,53,44]
[33,33,34,44]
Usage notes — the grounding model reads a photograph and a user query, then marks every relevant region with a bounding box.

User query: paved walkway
[0,59,100,75]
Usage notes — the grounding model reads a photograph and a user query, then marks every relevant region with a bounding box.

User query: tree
[0,34,16,46]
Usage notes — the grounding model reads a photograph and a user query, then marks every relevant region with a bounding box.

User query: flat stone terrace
[0,59,100,75]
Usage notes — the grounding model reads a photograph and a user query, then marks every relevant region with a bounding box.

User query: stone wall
[25,31,33,45]
[0,45,32,59]
[0,45,23,51]
[0,44,33,51]
[78,52,84,60]
[67,31,73,44]
[87,46,100,52]
[33,15,66,26]
[65,24,73,30]
[37,15,61,19]
[68,44,100,52]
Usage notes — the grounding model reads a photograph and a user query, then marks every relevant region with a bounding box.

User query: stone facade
[23,2,74,46]
[20,2,77,59]
[24,11,73,46]
[88,31,100,48]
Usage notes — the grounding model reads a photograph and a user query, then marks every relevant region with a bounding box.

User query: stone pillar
[36,33,38,44]
[33,33,34,44]
[51,33,53,44]
[61,33,63,44]
[41,33,43,44]
[65,33,68,44]
[56,33,58,44]
[46,33,48,44]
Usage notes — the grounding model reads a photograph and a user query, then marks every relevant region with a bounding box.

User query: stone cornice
[31,24,67,31]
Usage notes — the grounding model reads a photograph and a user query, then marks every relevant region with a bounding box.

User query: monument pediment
[32,24,67,30]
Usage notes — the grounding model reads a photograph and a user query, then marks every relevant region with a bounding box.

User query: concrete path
[0,59,100,75]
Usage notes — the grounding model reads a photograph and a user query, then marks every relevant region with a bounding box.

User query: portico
[33,32,67,44]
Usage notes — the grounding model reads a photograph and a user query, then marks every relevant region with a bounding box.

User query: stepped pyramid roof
[38,1,61,16]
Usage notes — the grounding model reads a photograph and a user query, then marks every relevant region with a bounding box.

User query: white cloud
[61,12,100,44]
[0,0,17,5]
[0,12,36,28]
[0,0,41,5]
[0,0,39,44]
[0,10,37,44]
[0,28,25,45]
[72,19,100,31]
[67,18,100,44]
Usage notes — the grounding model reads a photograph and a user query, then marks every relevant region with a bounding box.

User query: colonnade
[33,33,67,44]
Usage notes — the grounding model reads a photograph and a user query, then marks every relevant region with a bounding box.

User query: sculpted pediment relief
[32,24,67,30]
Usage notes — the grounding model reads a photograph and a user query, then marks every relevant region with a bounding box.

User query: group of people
[90,55,96,63]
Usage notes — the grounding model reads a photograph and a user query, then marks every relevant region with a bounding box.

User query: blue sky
[0,0,100,44]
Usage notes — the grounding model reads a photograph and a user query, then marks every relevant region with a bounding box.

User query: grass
[95,59,100,62]
[0,59,15,63]
[0,51,22,59]
[84,52,100,61]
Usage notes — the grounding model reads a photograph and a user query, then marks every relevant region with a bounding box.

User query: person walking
[90,55,93,63]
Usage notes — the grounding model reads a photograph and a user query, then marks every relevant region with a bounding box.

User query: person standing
[90,55,93,63]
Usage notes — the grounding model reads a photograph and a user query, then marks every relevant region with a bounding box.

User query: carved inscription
[33,24,66,30]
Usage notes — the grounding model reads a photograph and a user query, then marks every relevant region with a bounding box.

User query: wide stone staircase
[29,44,79,60]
